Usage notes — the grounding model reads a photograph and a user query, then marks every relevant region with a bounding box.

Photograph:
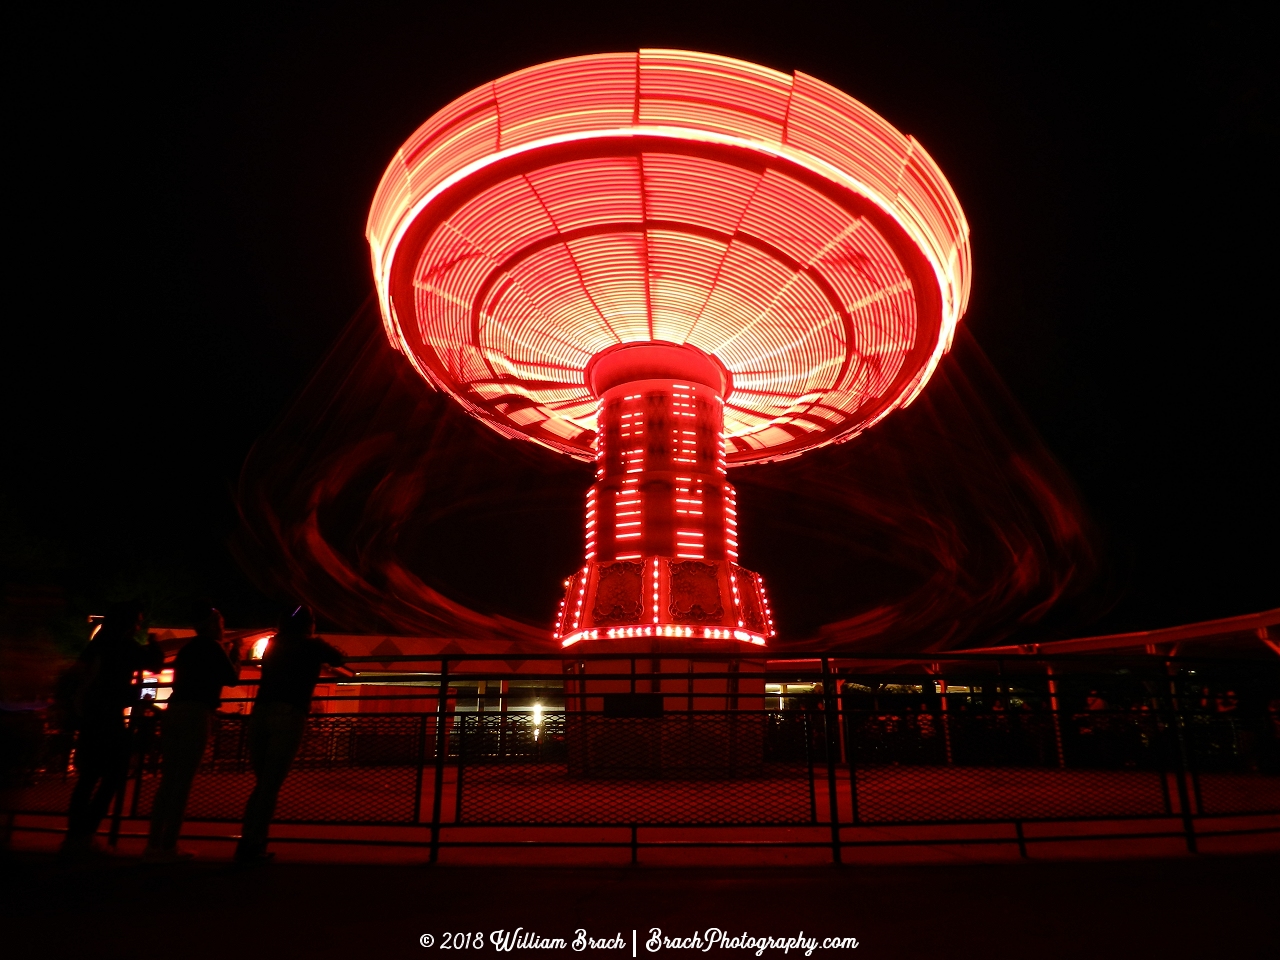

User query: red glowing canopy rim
[368,51,971,465]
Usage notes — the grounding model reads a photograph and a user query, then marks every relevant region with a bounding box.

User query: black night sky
[5,2,1276,640]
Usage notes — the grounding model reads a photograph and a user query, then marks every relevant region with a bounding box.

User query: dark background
[4,1,1276,641]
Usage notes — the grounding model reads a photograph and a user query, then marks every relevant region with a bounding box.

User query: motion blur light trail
[234,300,1108,651]
[733,332,1110,653]
[235,298,586,644]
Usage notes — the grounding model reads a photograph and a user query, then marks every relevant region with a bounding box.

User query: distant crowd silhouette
[57,600,345,863]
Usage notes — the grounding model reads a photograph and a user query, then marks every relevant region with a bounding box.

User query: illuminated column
[589,343,734,565]
[556,343,773,647]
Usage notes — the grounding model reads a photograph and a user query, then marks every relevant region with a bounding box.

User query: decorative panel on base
[556,557,774,647]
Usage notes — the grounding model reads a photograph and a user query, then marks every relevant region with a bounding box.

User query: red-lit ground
[11,764,1279,867]
[2,852,1276,959]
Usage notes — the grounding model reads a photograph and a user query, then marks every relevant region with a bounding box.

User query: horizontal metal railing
[5,652,1279,862]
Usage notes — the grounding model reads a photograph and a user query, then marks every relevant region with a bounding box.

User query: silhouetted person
[144,607,239,861]
[59,600,162,859]
[235,605,345,864]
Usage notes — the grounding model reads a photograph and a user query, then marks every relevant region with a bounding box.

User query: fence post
[454,714,467,824]
[821,658,842,864]
[1170,721,1199,853]
[939,678,954,765]
[1046,663,1066,768]
[429,659,450,864]
[412,712,428,824]
[498,679,509,758]
[1164,661,1198,853]
[803,708,817,823]
[845,694,861,827]
[1148,678,1174,816]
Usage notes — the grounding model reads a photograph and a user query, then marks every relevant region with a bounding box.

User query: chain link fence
[5,654,1279,857]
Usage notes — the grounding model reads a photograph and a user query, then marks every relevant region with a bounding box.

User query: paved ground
[1,851,1276,960]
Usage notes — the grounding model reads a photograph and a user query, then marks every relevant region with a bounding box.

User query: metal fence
[6,652,1280,861]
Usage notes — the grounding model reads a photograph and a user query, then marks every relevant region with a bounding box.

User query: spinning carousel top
[367,50,971,467]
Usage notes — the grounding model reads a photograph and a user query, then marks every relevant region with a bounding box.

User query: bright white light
[252,634,274,660]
